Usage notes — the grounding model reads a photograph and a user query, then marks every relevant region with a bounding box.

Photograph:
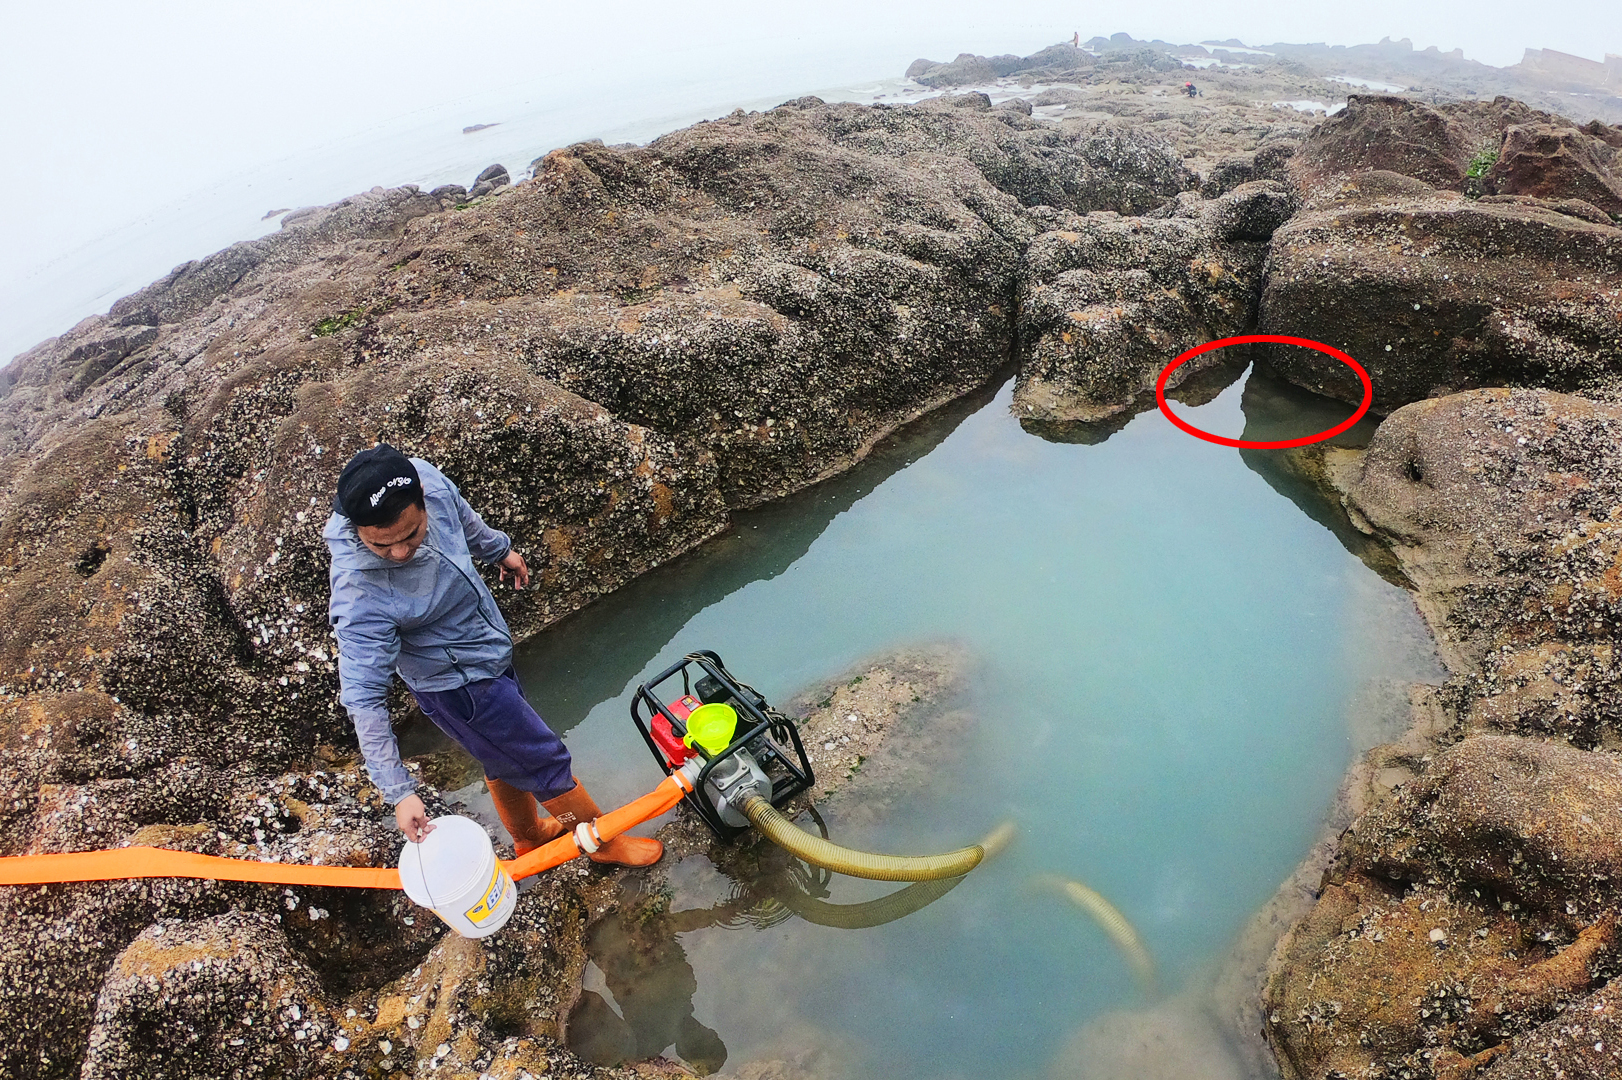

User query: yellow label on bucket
[464,864,509,925]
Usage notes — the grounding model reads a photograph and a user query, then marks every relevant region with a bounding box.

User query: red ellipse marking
[1155,335,1373,450]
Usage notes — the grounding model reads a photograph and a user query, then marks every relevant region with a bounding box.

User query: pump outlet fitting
[703,749,773,828]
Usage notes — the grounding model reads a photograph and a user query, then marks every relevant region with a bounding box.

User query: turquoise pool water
[509,367,1442,1079]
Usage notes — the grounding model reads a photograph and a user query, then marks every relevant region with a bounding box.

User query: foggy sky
[1,0,1616,359]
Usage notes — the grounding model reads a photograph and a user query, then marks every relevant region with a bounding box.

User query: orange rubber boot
[487,777,566,856]
[541,779,664,867]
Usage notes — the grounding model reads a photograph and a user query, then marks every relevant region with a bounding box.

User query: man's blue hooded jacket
[324,458,513,804]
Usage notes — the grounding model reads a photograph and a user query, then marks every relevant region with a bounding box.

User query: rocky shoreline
[3,37,1622,1080]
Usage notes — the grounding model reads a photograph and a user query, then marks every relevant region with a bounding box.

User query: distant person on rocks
[1184,82,1199,98]
[324,444,662,867]
[1072,31,1080,48]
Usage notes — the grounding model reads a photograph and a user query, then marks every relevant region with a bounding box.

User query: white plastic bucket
[397,815,516,938]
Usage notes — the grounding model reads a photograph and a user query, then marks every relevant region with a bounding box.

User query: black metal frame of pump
[631,650,816,839]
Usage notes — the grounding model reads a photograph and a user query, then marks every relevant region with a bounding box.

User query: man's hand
[498,549,530,591]
[396,794,435,843]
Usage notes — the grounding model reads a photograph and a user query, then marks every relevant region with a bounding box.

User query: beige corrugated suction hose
[740,795,1015,881]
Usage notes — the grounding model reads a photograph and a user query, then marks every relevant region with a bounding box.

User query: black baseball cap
[333,445,423,527]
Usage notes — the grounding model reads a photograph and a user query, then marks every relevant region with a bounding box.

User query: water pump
[632,650,1004,883]
[631,651,816,838]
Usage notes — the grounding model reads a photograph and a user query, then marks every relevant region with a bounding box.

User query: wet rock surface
[7,34,1622,1080]
[1013,180,1294,425]
[1346,388,1622,678]
[0,79,1209,1078]
[467,163,511,199]
[1258,96,1622,413]
[0,93,1063,1080]
[1264,388,1622,1078]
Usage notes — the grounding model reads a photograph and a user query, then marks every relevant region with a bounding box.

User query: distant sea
[1,53,1368,368]
[1,72,950,366]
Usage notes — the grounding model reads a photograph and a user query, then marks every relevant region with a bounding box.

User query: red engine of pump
[651,694,702,767]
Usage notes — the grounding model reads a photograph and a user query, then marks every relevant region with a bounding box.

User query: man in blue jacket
[325,444,661,866]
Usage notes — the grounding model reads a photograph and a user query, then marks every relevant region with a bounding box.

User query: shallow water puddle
[506,367,1443,1078]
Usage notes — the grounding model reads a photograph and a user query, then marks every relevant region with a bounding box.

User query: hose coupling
[573,821,602,853]
[674,759,702,791]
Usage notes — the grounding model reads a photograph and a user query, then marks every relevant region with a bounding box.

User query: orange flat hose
[504,771,692,881]
[0,848,402,889]
[0,772,693,889]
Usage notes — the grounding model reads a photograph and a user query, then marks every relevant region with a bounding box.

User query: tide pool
[508,367,1441,1078]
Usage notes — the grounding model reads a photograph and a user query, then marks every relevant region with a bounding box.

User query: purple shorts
[412,667,575,800]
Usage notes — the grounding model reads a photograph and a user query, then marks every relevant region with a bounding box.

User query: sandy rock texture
[1269,735,1622,1080]
[1259,96,1622,412]
[1345,389,1622,678]
[1264,388,1622,1079]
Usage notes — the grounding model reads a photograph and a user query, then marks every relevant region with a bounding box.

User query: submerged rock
[1054,1001,1242,1080]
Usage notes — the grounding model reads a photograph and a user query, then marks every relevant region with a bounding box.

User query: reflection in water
[567,837,971,1073]
[736,809,981,931]
[1235,365,1406,586]
[1021,406,1138,446]
[570,900,730,1074]
[772,874,966,930]
[1018,355,1410,588]
[1237,363,1381,449]
[1020,356,1250,446]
